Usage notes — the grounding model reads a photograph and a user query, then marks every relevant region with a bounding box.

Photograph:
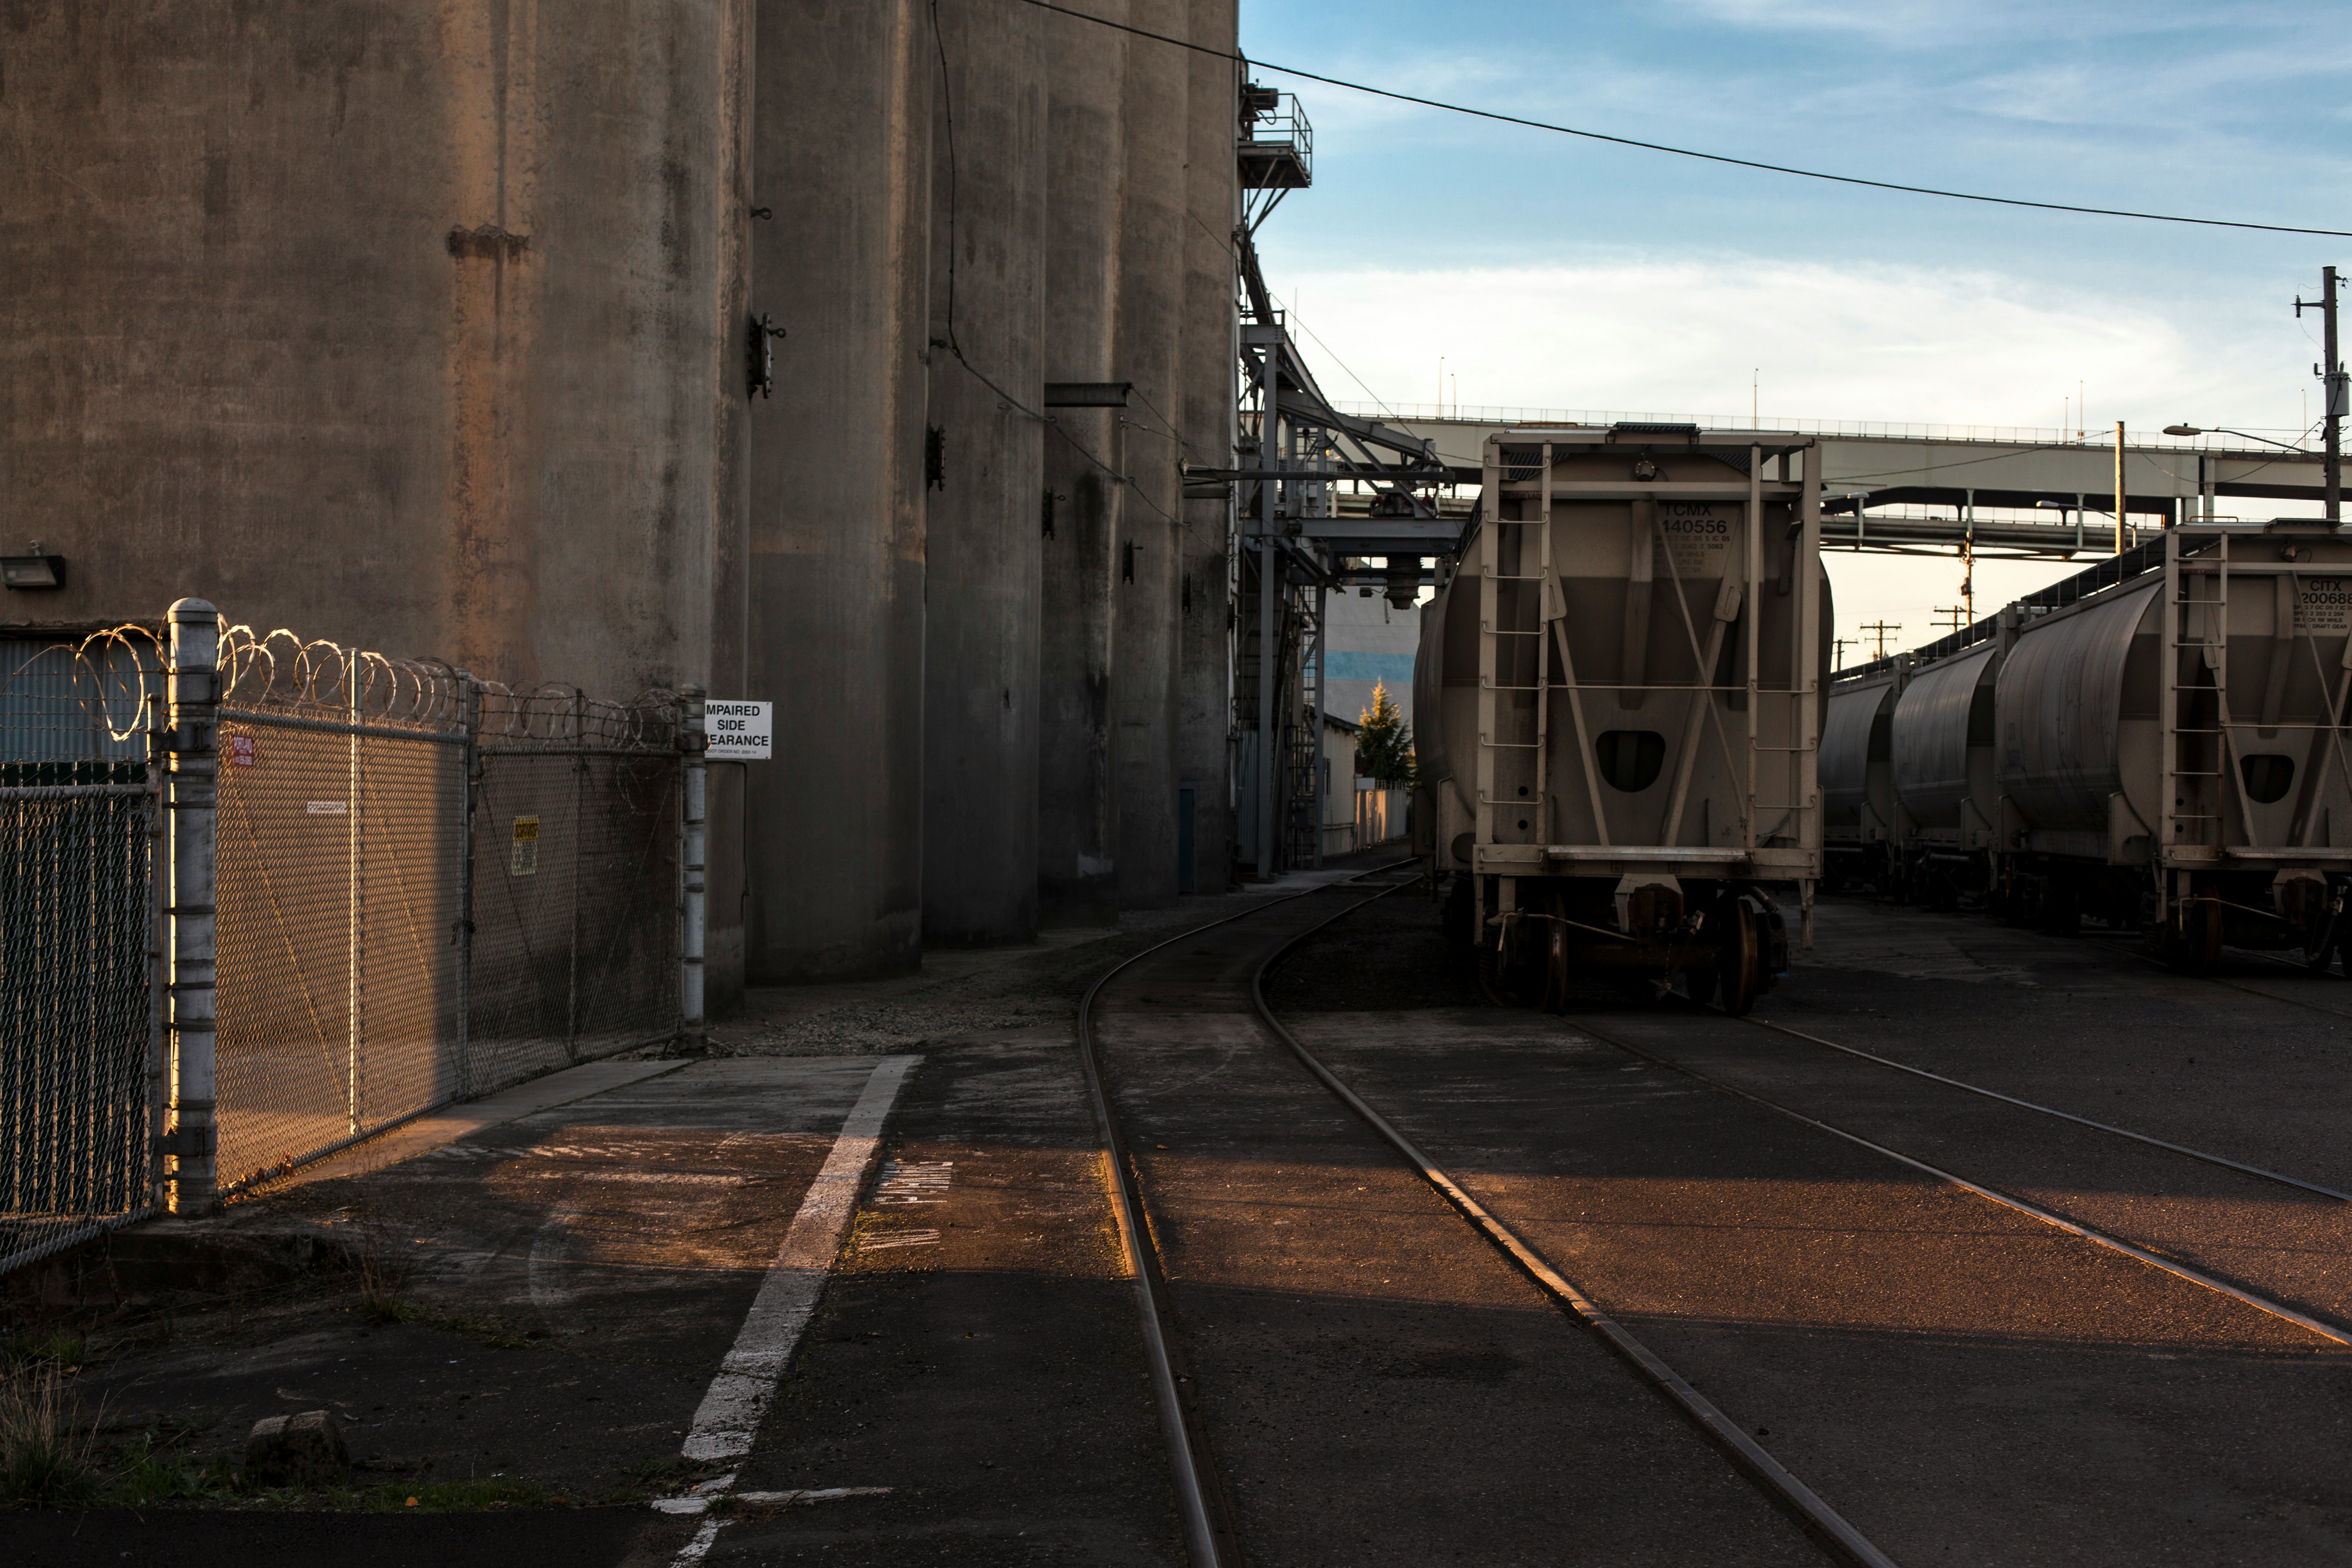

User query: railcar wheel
[1442,875,1475,949]
[1718,899,1765,1016]
[2163,897,2223,975]
[2304,901,2343,976]
[1476,938,1507,1006]
[1540,917,1571,1014]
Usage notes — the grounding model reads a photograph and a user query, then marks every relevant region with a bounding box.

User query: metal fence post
[567,689,585,1058]
[346,648,363,1136]
[679,684,707,1051]
[165,598,219,1215]
[456,670,478,1097]
[146,668,168,1211]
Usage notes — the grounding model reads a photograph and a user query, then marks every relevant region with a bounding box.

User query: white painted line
[652,1485,892,1516]
[681,1055,918,1465]
[873,1159,953,1204]
[673,1516,724,1565]
[533,1169,750,1186]
[857,1229,940,1252]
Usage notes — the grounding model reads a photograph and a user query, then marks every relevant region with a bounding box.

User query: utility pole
[1862,619,1901,660]
[1833,635,1855,671]
[1933,606,1967,636]
[2298,266,2344,524]
[2113,421,2127,557]
[1960,489,1975,624]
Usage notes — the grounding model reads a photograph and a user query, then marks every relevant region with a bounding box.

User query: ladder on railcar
[1475,443,1554,882]
[2161,529,2231,874]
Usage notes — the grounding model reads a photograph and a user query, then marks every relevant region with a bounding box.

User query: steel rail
[2060,928,2352,1023]
[1248,880,1904,1568]
[1571,1019,2352,1351]
[1736,1013,2352,1203]
[1074,861,1415,1568]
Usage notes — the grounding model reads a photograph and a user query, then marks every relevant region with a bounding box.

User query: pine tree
[1355,682,1416,786]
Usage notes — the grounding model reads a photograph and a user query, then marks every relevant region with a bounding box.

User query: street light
[2161,423,2310,454]
[2164,424,2319,527]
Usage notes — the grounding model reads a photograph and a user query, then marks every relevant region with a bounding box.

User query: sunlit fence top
[0,627,162,775]
[214,624,676,751]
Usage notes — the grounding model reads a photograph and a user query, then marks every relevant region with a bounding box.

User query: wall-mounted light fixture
[2,543,64,589]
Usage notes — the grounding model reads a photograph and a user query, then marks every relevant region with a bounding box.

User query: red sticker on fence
[228,735,255,767]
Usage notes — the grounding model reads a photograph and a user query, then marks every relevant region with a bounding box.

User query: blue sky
[1238,0,2352,643]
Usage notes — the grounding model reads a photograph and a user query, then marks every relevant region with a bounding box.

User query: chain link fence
[465,687,679,1097]
[0,630,163,1275]
[211,632,472,1188]
[0,609,699,1266]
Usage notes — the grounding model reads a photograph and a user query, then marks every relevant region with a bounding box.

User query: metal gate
[466,686,680,1094]
[0,630,162,1274]
[210,634,469,1190]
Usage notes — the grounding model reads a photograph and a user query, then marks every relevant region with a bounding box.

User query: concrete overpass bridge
[1329,405,2329,560]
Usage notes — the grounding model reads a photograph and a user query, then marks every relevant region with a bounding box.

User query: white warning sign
[2295,578,2352,634]
[707,700,774,761]
[1654,502,1734,578]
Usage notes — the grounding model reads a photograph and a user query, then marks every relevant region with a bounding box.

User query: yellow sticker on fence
[511,816,540,877]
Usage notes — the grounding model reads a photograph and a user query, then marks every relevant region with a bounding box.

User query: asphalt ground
[31,865,2352,1564]
[13,869,1398,1565]
[23,1057,921,1566]
[1094,879,1823,1568]
[1265,885,2352,1565]
[696,1019,1178,1565]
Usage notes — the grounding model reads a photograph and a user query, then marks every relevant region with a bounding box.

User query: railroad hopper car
[1414,426,1831,1014]
[1987,524,2352,969]
[1875,636,2009,909]
[1818,663,1905,894]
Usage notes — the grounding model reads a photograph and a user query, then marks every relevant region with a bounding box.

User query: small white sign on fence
[707,699,774,761]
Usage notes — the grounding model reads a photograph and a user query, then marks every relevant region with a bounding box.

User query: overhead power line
[1011,0,2352,240]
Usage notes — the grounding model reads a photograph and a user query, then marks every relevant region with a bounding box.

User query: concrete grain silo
[745,0,933,979]
[0,3,746,704]
[0,4,753,993]
[1036,0,1127,927]
[1177,0,1242,895]
[919,0,1048,946]
[1107,0,1190,912]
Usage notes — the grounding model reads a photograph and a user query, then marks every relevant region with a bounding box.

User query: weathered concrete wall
[744,0,931,980]
[0,4,744,715]
[921,0,1046,946]
[1178,0,1241,896]
[1036,0,1127,928]
[705,1,759,1011]
[1108,0,1188,912]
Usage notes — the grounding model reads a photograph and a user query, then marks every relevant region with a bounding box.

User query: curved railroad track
[1079,864,1896,1568]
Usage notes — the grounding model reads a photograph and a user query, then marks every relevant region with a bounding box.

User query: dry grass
[0,1362,103,1508]
[350,1208,416,1322]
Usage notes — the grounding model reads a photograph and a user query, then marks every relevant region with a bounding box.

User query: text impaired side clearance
[707,700,774,761]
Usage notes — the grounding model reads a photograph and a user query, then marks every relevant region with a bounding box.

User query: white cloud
[1666,0,2230,44]
[1965,45,2352,127]
[1276,256,2241,433]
